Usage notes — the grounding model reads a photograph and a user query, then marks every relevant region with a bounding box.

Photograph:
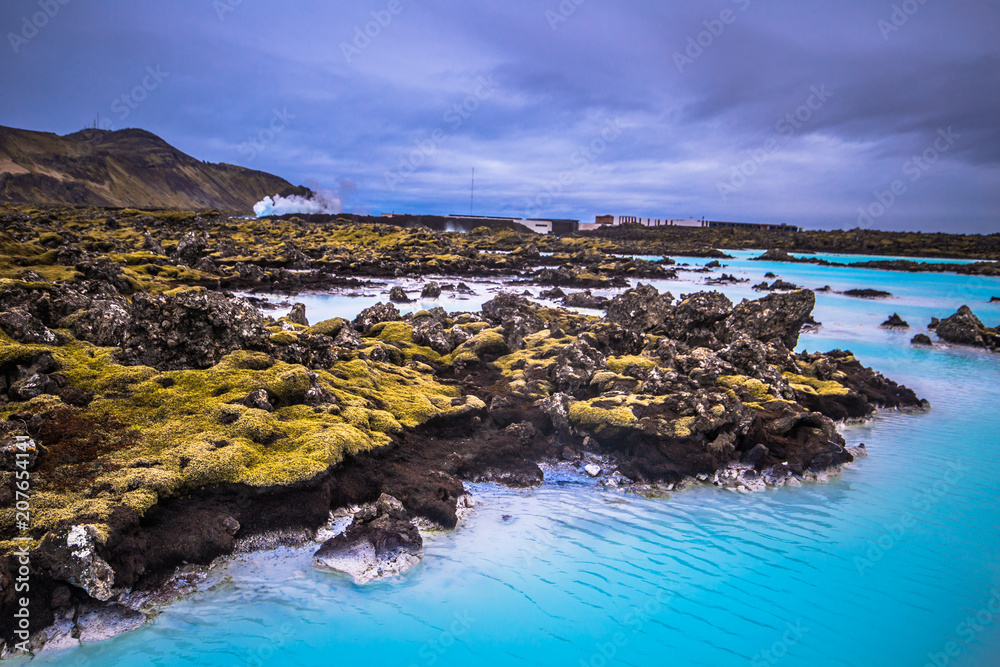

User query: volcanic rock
[171,231,207,267]
[389,286,411,303]
[420,282,442,299]
[844,289,893,299]
[352,302,402,334]
[880,314,909,329]
[561,290,610,309]
[723,290,816,350]
[312,494,423,585]
[0,308,58,345]
[123,290,270,370]
[606,283,674,333]
[287,303,309,326]
[936,306,997,349]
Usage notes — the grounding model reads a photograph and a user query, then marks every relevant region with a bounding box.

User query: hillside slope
[0,126,293,212]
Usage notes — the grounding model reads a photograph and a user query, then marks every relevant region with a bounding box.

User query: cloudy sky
[1,0,998,231]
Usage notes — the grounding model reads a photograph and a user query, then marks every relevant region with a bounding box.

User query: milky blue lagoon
[30,256,1000,666]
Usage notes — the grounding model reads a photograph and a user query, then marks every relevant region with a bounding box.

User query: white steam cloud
[254,189,343,217]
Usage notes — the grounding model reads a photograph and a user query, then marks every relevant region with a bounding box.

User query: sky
[1,0,998,232]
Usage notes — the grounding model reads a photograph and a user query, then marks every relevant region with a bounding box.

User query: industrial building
[580,215,800,233]
[443,214,579,235]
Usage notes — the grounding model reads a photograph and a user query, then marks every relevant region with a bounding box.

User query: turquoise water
[26,260,1000,666]
[788,252,989,265]
[719,249,988,265]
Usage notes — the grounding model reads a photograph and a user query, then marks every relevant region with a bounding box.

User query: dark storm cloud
[1,0,997,231]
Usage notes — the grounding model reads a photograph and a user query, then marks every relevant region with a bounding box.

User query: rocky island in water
[4,204,998,656]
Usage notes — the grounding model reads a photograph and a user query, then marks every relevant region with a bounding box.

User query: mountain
[0,125,294,212]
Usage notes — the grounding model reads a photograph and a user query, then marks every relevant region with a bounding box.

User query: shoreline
[0,204,984,659]
[3,435,884,661]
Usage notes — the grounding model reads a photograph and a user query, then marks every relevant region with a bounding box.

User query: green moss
[782,372,849,396]
[487,331,565,396]
[0,330,475,550]
[270,331,298,346]
[163,285,205,297]
[568,397,638,440]
[38,232,64,246]
[671,415,698,438]
[466,328,507,356]
[369,321,415,343]
[606,355,658,374]
[457,321,490,335]
[220,350,275,370]
[118,251,163,265]
[717,375,774,401]
[229,407,286,444]
[308,318,347,337]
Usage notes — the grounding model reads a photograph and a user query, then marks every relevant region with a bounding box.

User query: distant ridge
[0,125,294,212]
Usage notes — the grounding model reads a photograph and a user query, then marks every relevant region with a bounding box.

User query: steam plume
[254,189,343,217]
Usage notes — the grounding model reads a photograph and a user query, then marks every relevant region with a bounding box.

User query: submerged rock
[753,279,800,292]
[561,290,610,309]
[880,313,910,329]
[313,494,423,585]
[753,249,796,262]
[420,282,442,299]
[911,334,933,346]
[287,303,309,326]
[844,288,893,299]
[936,305,996,349]
[389,286,412,303]
[74,602,146,643]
